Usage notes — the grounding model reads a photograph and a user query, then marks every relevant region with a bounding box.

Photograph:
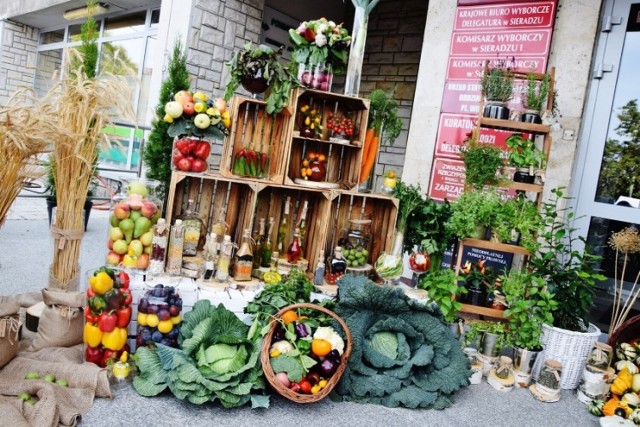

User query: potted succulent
[465,321,508,358]
[480,61,514,120]
[447,188,503,240]
[224,43,299,115]
[492,195,543,253]
[522,71,551,124]
[459,137,505,190]
[505,133,546,184]
[502,269,557,378]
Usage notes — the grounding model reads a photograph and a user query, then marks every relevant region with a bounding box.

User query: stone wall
[358,0,428,183]
[0,20,38,102]
[186,0,265,168]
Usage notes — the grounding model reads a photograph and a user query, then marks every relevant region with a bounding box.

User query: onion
[276,372,290,387]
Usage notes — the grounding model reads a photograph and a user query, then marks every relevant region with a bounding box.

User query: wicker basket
[532,323,601,390]
[608,314,640,361]
[261,303,352,403]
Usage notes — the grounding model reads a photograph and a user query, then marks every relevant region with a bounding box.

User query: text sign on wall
[428,158,466,202]
[450,29,552,56]
[446,56,546,80]
[454,2,555,31]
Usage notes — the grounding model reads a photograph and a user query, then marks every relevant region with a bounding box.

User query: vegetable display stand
[252,183,332,276]
[261,303,352,403]
[220,96,294,183]
[165,172,257,245]
[284,88,369,191]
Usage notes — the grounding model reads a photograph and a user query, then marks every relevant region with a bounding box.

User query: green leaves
[270,354,317,383]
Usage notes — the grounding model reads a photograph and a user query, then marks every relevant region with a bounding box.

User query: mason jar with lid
[586,342,613,372]
[338,219,372,267]
[537,359,563,395]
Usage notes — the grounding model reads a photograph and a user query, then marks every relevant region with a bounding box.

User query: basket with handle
[261,302,352,403]
[608,314,640,361]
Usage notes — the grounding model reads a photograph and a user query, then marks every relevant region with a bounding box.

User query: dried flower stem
[609,227,640,335]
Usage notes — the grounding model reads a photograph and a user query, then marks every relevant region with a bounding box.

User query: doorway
[573,0,640,333]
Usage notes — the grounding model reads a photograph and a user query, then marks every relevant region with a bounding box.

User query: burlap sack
[29,289,85,352]
[0,296,21,368]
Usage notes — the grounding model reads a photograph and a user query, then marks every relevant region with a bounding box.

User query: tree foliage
[597,99,640,201]
[143,39,190,209]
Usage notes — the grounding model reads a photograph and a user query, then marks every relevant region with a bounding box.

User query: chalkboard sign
[442,243,513,274]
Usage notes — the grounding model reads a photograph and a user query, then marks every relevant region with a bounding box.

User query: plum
[152,331,163,342]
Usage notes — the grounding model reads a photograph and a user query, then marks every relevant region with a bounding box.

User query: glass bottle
[261,217,274,268]
[203,232,218,281]
[586,342,613,372]
[270,251,280,272]
[165,219,184,275]
[253,218,266,269]
[298,201,308,257]
[314,249,326,286]
[148,218,169,276]
[277,196,291,255]
[537,359,563,395]
[328,246,347,275]
[215,235,233,282]
[234,229,254,281]
[178,199,202,256]
[287,228,302,264]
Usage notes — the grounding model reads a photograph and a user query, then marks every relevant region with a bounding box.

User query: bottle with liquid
[287,228,302,264]
[253,218,266,269]
[203,232,218,281]
[314,249,326,286]
[178,199,203,256]
[215,235,233,282]
[234,229,254,281]
[261,217,274,268]
[329,246,347,275]
[298,201,308,257]
[277,196,291,255]
[148,218,169,276]
[165,220,185,275]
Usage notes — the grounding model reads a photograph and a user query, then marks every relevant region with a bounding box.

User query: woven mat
[0,345,111,427]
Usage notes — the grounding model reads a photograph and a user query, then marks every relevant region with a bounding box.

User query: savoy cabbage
[333,275,470,409]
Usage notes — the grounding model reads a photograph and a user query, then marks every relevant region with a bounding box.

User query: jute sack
[29,289,85,351]
[0,296,21,368]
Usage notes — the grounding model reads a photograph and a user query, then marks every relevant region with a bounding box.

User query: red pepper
[86,286,96,299]
[188,139,198,153]
[98,311,117,333]
[194,141,211,160]
[85,346,103,365]
[115,271,130,289]
[261,152,268,173]
[175,138,191,155]
[84,306,99,323]
[121,288,133,306]
[116,306,132,328]
[101,349,120,368]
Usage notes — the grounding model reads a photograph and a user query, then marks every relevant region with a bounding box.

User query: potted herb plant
[493,195,543,253]
[447,188,503,240]
[404,196,453,272]
[502,270,557,378]
[505,133,546,184]
[465,321,508,358]
[522,71,551,124]
[224,43,299,115]
[460,259,497,307]
[460,137,505,190]
[419,268,466,336]
[480,61,514,120]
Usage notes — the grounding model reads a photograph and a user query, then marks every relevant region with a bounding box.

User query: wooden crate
[220,96,294,184]
[251,183,332,274]
[166,171,257,244]
[328,191,399,266]
[284,88,369,190]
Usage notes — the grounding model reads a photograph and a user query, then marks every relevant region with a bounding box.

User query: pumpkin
[589,399,604,416]
[631,408,640,424]
[612,368,634,396]
[603,395,624,417]
[621,393,640,416]
[617,343,638,362]
[616,360,639,375]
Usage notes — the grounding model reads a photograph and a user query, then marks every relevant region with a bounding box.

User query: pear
[113,239,128,255]
[128,240,143,257]
[129,210,142,223]
[109,226,124,242]
[134,217,152,238]
[119,219,134,243]
[110,214,120,227]
[122,255,138,268]
[151,208,162,225]
[140,230,153,247]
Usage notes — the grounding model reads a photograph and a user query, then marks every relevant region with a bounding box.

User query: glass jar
[537,359,562,395]
[338,219,372,267]
[495,355,513,380]
[586,342,613,372]
[298,62,333,92]
[107,178,162,272]
[136,284,183,349]
[172,136,210,174]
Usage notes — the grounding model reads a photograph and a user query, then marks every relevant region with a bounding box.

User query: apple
[193,91,208,102]
[122,254,138,269]
[174,90,193,105]
[106,251,122,266]
[192,158,207,173]
[172,149,185,167]
[114,203,130,220]
[136,253,150,270]
[194,101,207,113]
[213,98,227,113]
[300,71,312,86]
[109,226,124,241]
[113,239,128,255]
[140,230,153,247]
[127,194,144,210]
[128,240,144,257]
[164,101,183,119]
[177,157,192,172]
[127,181,148,197]
[182,102,195,116]
[107,239,114,250]
[141,201,157,219]
[193,113,210,129]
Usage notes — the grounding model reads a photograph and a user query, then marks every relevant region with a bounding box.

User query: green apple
[126,181,148,197]
[194,113,211,129]
[164,101,183,118]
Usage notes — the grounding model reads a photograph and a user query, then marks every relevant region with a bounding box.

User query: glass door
[573,0,640,333]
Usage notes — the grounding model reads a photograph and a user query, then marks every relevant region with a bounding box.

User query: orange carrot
[359,128,376,179]
[359,135,380,183]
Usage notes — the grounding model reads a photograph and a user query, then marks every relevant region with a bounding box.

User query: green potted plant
[447,188,503,240]
[480,61,514,120]
[502,269,557,378]
[460,137,505,189]
[404,196,453,271]
[465,321,508,358]
[505,133,546,184]
[493,195,543,253]
[224,43,299,115]
[460,259,498,307]
[419,268,466,329]
[522,71,551,124]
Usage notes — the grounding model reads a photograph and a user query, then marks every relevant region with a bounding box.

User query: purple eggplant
[294,322,309,339]
[272,326,286,343]
[326,349,341,363]
[319,358,338,378]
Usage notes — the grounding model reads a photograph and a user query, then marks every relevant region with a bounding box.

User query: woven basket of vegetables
[261,303,352,403]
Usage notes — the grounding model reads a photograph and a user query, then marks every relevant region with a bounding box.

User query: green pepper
[94,266,115,280]
[297,339,311,355]
[239,156,249,176]
[88,295,107,313]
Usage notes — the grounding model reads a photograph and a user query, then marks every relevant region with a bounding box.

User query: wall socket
[562,129,575,140]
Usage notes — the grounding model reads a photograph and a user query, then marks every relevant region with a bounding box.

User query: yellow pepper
[83,322,103,348]
[89,271,114,295]
[101,327,127,351]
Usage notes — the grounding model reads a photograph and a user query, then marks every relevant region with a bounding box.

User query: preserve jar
[537,359,562,395]
[586,342,613,372]
[107,178,162,272]
[338,219,372,267]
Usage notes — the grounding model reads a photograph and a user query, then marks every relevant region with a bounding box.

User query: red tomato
[177,157,192,171]
[191,159,207,173]
[194,141,211,160]
[299,380,312,394]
